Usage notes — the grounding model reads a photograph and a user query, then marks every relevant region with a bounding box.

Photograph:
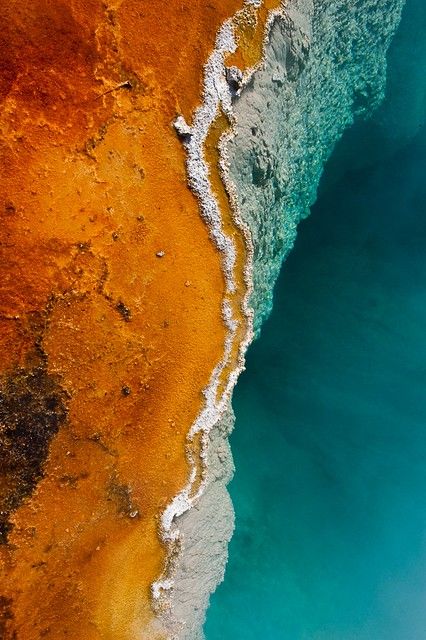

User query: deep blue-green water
[205,1,426,638]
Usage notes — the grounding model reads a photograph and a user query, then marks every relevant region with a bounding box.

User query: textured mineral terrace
[0,0,406,639]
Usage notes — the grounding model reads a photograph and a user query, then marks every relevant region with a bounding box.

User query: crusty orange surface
[0,1,279,638]
[0,2,243,639]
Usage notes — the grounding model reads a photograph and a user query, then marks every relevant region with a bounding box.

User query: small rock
[116,301,131,322]
[173,115,192,140]
[156,250,165,258]
[226,66,243,93]
[4,201,16,215]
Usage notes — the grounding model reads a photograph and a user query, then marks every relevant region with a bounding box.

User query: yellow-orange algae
[203,0,282,404]
[0,1,243,639]
[227,0,282,70]
[203,112,249,403]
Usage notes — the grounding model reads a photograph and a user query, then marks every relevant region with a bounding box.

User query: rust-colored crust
[0,2,242,638]
[0,0,283,637]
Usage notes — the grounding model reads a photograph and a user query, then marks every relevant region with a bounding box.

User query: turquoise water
[205,2,426,638]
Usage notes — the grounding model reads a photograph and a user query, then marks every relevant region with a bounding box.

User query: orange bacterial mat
[0,1,279,638]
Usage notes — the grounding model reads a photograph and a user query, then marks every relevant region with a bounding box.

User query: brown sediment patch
[0,1,243,639]
[0,349,69,545]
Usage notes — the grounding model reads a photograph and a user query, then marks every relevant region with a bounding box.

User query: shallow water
[205,1,426,638]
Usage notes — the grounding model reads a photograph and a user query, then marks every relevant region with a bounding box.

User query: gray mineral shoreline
[162,0,405,637]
